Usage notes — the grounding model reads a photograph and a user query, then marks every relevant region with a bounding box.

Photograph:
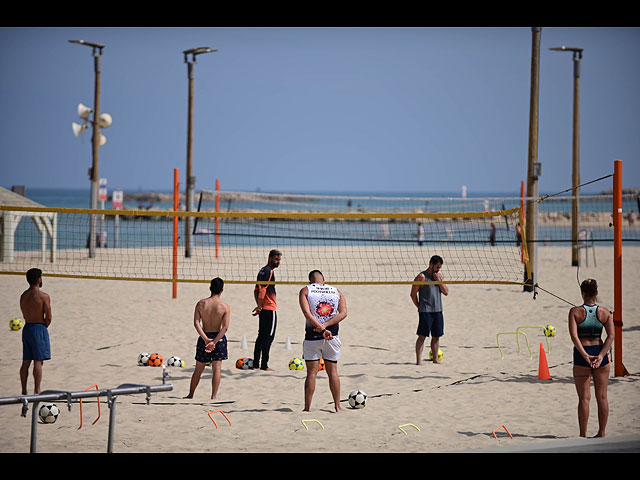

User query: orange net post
[215,178,220,259]
[172,168,179,299]
[613,160,629,377]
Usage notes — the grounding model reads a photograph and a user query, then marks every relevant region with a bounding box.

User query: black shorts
[195,333,228,363]
[573,345,610,368]
[417,311,444,338]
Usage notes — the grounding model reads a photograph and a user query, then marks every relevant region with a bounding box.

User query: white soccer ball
[137,352,151,366]
[167,356,184,367]
[348,390,367,409]
[39,403,60,424]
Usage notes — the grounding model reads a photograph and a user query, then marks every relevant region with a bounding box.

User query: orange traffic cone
[538,342,551,380]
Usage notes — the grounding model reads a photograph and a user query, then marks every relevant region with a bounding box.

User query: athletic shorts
[303,336,341,363]
[195,332,228,363]
[417,311,444,338]
[22,323,51,361]
[573,345,610,368]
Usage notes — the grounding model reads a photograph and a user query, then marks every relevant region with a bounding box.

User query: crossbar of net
[0,205,532,286]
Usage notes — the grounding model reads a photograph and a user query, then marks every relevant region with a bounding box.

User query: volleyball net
[2,189,638,286]
[1,200,531,286]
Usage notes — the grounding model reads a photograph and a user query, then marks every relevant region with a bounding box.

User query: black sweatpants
[254,309,277,370]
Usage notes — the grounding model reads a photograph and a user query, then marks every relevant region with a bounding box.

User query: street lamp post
[550,45,583,267]
[69,40,105,259]
[183,47,217,258]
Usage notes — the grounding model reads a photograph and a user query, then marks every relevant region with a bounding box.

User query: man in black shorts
[410,255,449,365]
[185,277,230,400]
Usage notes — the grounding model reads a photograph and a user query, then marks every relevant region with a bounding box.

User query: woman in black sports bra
[567,279,615,438]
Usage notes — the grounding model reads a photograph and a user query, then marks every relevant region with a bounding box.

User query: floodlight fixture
[183,46,218,63]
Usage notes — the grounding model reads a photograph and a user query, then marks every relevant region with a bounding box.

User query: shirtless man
[184,277,230,400]
[19,268,52,395]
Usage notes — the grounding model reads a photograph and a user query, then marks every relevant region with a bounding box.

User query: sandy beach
[1,245,639,453]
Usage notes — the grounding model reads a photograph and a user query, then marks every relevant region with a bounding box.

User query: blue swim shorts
[195,332,228,363]
[22,323,51,361]
[417,311,444,338]
[573,345,610,368]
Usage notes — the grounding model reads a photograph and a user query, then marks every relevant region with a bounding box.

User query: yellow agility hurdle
[516,325,550,353]
[397,423,421,435]
[496,332,532,360]
[301,419,325,431]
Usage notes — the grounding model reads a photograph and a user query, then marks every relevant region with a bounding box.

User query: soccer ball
[289,357,304,370]
[39,403,60,424]
[348,390,367,409]
[235,357,254,370]
[167,356,184,367]
[137,352,151,366]
[148,353,163,367]
[428,349,444,361]
[544,325,557,337]
[9,317,24,331]
[318,358,326,371]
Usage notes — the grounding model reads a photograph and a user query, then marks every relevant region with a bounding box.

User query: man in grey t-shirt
[410,255,449,365]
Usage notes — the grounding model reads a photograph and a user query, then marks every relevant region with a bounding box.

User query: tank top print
[305,283,340,340]
[577,304,604,339]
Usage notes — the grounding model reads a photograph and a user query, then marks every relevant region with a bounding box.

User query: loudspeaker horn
[98,133,107,146]
[72,122,88,137]
[77,103,93,119]
[98,112,112,128]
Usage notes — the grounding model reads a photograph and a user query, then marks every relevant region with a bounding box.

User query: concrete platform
[455,434,640,453]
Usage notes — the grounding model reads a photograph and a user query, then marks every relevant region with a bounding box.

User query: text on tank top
[305,283,340,340]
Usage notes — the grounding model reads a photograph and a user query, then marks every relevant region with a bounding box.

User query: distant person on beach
[515,223,522,246]
[299,270,347,412]
[19,268,52,395]
[568,278,614,438]
[185,277,230,400]
[252,249,281,371]
[489,222,496,246]
[410,255,449,365]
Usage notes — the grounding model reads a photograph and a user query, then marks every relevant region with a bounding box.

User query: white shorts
[303,336,341,363]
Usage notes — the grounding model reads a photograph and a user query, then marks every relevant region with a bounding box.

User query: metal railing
[0,381,173,453]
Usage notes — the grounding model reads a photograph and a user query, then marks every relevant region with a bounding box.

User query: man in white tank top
[299,270,347,412]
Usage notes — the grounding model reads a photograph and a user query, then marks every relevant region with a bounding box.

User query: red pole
[520,180,525,263]
[173,168,179,299]
[613,160,628,376]
[215,178,220,259]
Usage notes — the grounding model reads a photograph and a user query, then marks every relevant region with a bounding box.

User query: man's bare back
[195,296,229,333]
[20,287,52,327]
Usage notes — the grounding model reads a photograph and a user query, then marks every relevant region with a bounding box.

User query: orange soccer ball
[148,353,163,367]
[318,358,326,371]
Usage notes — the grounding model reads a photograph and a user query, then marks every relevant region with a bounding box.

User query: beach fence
[0,382,173,453]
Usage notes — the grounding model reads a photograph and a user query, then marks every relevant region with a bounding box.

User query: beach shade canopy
[0,186,57,264]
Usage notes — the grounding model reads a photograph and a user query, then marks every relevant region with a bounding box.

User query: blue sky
[1,26,638,196]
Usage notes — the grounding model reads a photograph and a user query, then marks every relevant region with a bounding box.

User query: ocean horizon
[2,186,613,210]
